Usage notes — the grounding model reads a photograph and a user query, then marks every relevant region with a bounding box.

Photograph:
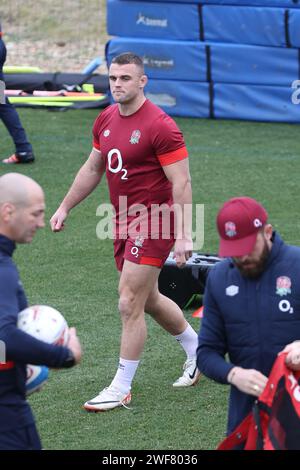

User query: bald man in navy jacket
[0,173,82,450]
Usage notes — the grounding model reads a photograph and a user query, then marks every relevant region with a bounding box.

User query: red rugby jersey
[92,99,188,233]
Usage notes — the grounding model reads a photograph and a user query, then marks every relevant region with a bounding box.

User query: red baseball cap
[217,197,268,257]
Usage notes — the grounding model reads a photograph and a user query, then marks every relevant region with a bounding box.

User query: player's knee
[118,291,136,320]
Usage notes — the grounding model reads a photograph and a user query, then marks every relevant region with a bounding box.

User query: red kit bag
[217,353,300,450]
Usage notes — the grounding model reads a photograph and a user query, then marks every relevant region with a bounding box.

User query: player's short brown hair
[111,52,144,74]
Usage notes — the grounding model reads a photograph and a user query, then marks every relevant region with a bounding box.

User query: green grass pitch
[1,108,299,449]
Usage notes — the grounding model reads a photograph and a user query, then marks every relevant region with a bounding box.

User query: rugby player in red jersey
[50,53,200,412]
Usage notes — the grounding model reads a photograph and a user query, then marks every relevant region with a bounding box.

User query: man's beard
[234,239,270,279]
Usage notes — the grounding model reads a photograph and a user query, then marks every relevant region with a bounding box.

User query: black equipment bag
[158,252,221,308]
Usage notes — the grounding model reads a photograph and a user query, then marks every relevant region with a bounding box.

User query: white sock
[174,324,198,359]
[110,358,140,394]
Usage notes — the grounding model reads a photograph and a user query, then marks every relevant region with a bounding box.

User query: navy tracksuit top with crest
[197,232,300,434]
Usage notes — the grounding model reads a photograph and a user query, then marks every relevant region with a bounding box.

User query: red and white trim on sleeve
[157,146,188,166]
[93,139,101,152]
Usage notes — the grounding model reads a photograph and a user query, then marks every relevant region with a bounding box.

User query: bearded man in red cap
[197,196,300,437]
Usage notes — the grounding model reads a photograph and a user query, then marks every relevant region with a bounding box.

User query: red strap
[0,361,15,370]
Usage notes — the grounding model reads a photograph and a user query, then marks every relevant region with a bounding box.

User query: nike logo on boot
[189,367,197,380]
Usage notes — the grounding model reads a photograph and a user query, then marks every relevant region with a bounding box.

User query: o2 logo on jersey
[131,246,139,258]
[278,299,294,314]
[107,148,128,180]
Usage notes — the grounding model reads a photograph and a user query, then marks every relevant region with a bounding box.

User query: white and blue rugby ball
[18,305,69,346]
[26,364,49,396]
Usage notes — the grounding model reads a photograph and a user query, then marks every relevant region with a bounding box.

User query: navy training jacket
[197,232,300,434]
[0,235,70,432]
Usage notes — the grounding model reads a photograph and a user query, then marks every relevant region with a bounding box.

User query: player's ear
[0,202,15,223]
[140,74,148,89]
[264,223,273,241]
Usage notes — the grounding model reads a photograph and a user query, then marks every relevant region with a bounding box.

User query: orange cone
[192,305,204,318]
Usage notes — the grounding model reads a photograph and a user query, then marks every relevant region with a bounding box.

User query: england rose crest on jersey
[276,276,291,296]
[130,130,141,144]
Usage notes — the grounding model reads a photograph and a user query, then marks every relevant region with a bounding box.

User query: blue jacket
[197,232,300,434]
[0,235,70,432]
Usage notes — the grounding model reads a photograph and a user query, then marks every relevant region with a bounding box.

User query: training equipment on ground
[4,89,109,110]
[4,72,109,94]
[192,305,204,318]
[18,305,69,346]
[158,252,221,308]
[26,365,49,396]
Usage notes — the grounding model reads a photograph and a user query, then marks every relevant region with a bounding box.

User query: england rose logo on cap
[225,221,237,238]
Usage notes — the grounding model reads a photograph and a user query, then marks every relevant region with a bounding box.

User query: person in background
[197,196,300,436]
[50,52,200,413]
[0,23,35,164]
[0,173,81,450]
